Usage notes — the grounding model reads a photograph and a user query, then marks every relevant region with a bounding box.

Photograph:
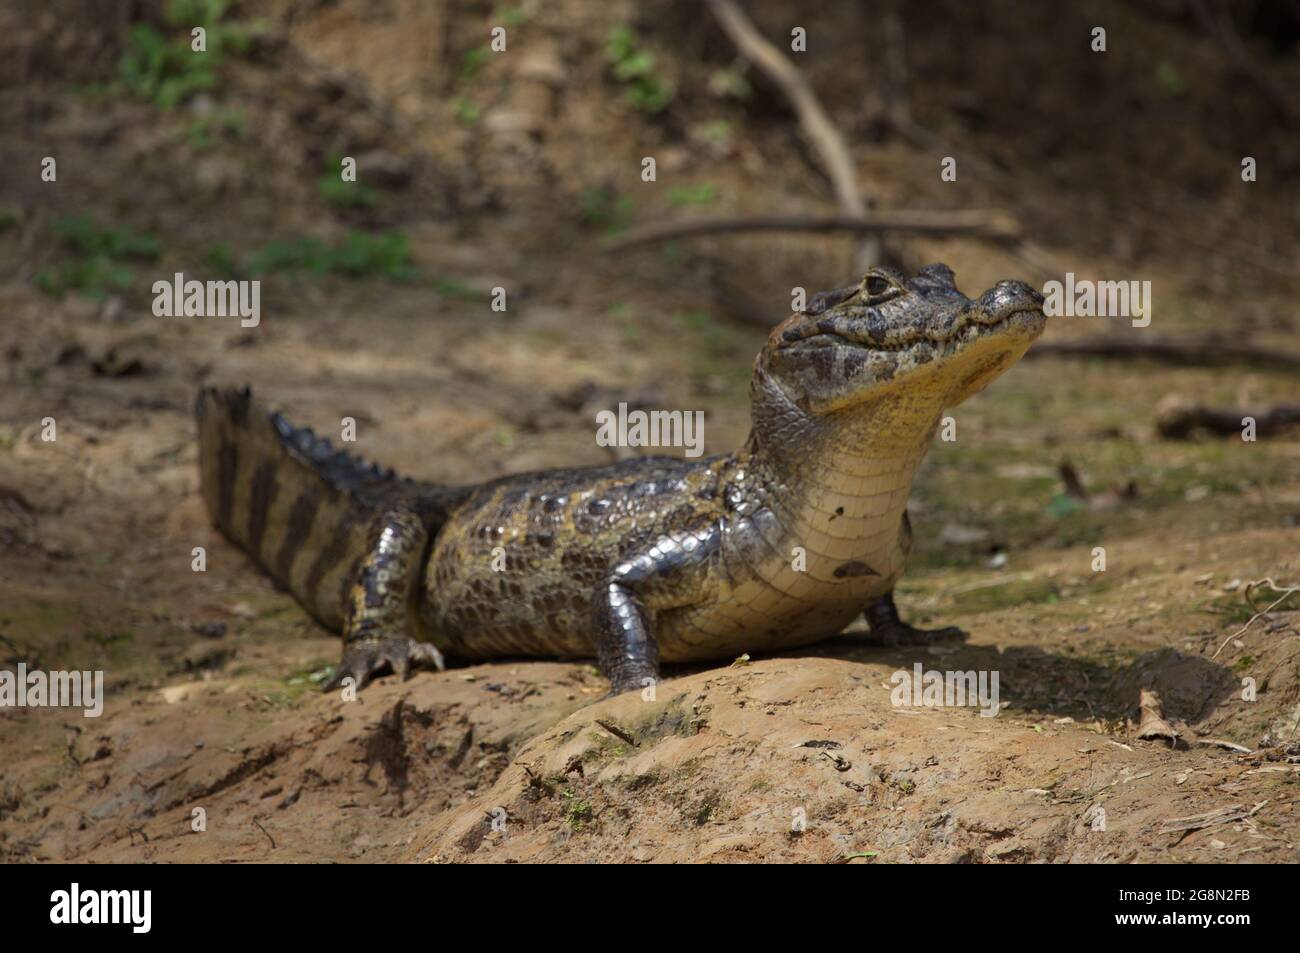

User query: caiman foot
[864,619,966,647]
[856,591,967,647]
[323,637,446,692]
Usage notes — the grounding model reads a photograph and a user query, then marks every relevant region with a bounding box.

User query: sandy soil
[1,0,1298,863]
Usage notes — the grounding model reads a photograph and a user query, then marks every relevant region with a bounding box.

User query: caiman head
[750,263,1046,456]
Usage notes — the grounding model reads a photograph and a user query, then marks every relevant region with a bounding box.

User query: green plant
[203,241,240,276]
[707,66,750,99]
[699,119,733,148]
[118,23,219,108]
[430,277,482,300]
[564,798,594,831]
[36,258,136,300]
[493,5,528,28]
[36,216,161,301]
[212,231,419,282]
[1155,61,1186,96]
[452,96,480,125]
[50,215,161,260]
[325,232,416,279]
[188,108,247,150]
[579,185,633,233]
[667,183,717,207]
[457,45,490,84]
[117,0,260,108]
[605,25,673,114]
[1046,492,1087,519]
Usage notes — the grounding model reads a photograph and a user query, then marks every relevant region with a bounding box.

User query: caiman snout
[977,280,1044,319]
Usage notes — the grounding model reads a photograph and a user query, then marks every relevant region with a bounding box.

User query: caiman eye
[862,273,898,300]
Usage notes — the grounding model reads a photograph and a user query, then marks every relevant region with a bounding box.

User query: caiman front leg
[861,591,966,646]
[323,504,445,692]
[594,523,721,695]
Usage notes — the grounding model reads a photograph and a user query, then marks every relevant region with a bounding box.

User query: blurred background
[0,0,1298,862]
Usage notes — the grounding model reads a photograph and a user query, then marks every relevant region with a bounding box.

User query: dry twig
[1026,336,1300,372]
[704,0,878,269]
[602,209,1020,252]
[1156,401,1300,440]
[1212,579,1300,659]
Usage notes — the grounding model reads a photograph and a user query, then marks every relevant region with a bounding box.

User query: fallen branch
[1159,801,1265,835]
[705,0,878,269]
[1244,578,1300,615]
[1025,336,1300,372]
[1156,400,1300,439]
[594,718,639,748]
[1195,738,1252,754]
[602,210,1021,252]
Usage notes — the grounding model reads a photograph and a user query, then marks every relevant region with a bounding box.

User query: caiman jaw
[788,297,1041,354]
[763,267,1046,411]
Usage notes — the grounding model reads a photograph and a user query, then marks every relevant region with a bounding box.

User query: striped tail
[195,386,449,632]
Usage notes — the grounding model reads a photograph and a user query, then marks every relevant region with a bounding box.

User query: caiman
[195,264,1046,694]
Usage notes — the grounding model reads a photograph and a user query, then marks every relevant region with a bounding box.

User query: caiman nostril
[1000,280,1042,302]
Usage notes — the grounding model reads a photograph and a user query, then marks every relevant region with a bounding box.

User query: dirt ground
[1,0,1298,863]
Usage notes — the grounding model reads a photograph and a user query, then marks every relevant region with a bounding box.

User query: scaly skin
[196,264,1046,694]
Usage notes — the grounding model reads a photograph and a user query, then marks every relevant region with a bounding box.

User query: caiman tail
[195,386,460,632]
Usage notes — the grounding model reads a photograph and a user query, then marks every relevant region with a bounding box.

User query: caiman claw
[866,620,967,647]
[858,591,968,647]
[322,637,446,692]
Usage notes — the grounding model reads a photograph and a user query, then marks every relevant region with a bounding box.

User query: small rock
[183,643,235,673]
[356,149,412,188]
[191,620,228,639]
[97,296,125,323]
[482,108,543,137]
[517,48,566,85]
[91,346,145,378]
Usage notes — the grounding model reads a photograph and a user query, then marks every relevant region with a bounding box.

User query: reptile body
[196,264,1046,693]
